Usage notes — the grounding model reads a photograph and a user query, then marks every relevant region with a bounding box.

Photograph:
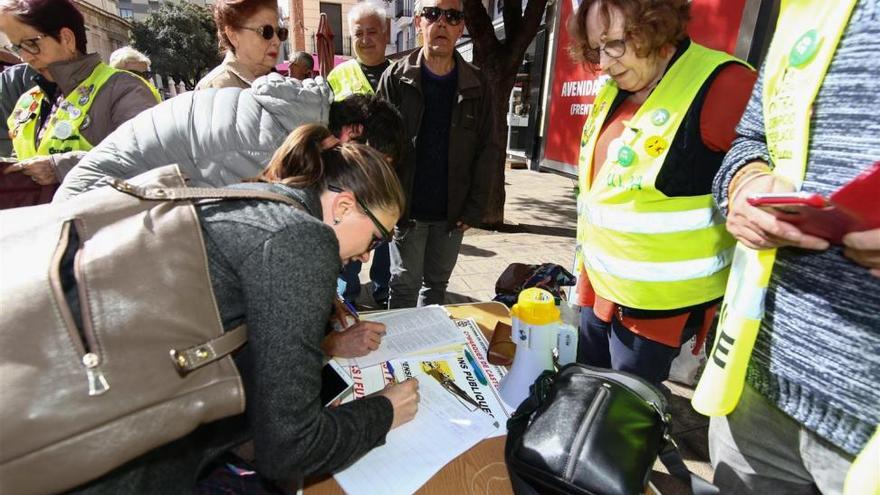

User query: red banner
[540,0,747,175]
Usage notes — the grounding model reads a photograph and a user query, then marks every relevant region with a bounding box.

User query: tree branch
[502,0,524,36]
[463,0,501,56]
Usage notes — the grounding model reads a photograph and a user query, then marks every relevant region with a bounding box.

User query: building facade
[118,0,212,22]
[76,0,131,62]
[288,0,357,57]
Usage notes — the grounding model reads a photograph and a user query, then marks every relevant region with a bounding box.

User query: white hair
[109,46,151,69]
[347,2,387,35]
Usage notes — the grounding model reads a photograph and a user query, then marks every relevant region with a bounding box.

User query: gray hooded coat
[55,73,332,201]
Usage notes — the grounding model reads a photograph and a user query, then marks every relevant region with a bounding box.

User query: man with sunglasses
[378,0,499,309]
[328,2,394,309]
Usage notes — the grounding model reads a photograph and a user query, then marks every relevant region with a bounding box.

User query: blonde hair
[109,46,151,69]
[260,124,405,217]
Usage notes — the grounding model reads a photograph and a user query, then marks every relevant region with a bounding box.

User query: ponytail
[258,124,406,217]
[260,124,333,187]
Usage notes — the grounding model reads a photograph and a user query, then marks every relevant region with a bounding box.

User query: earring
[333,217,341,225]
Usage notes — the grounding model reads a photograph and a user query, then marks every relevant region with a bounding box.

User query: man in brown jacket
[377,0,499,309]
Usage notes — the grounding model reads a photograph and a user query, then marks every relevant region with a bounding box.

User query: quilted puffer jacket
[55,73,332,201]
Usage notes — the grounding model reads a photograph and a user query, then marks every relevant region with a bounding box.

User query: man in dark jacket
[377,0,499,309]
[0,62,37,156]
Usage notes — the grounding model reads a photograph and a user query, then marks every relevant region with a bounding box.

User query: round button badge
[54,121,73,140]
[651,109,670,126]
[789,29,822,67]
[617,146,636,167]
[644,136,668,157]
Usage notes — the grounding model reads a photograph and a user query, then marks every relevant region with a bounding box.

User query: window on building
[319,2,343,55]
[396,31,403,52]
[148,0,159,11]
[119,8,133,18]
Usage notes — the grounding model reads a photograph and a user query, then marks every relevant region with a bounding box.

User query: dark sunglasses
[419,7,465,26]
[328,185,392,252]
[585,38,626,64]
[239,24,289,42]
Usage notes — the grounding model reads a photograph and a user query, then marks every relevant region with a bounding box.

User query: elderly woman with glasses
[0,0,159,196]
[196,0,288,90]
[568,0,757,387]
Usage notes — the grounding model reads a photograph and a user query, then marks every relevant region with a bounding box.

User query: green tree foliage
[130,1,221,89]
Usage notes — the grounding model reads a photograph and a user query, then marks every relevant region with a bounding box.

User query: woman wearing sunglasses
[0,0,160,197]
[568,0,757,387]
[64,124,419,494]
[196,0,288,90]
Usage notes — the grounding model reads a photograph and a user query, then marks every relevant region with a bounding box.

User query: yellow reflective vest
[327,59,373,101]
[575,42,741,311]
[7,62,160,160]
[689,2,877,492]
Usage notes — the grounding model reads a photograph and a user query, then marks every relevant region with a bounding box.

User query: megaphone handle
[557,324,578,365]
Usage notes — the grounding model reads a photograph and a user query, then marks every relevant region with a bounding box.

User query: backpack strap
[170,324,248,374]
[659,441,720,495]
[106,177,306,208]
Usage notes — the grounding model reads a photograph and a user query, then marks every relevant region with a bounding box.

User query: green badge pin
[789,29,822,67]
[617,146,636,167]
[651,109,670,126]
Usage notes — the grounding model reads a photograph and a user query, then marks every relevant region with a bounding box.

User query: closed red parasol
[316,13,335,78]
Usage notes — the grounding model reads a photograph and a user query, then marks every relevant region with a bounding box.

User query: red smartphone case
[746,162,880,244]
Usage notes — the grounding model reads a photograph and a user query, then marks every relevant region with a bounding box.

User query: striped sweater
[712,0,880,456]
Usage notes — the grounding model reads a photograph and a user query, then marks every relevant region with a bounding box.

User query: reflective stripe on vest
[327,60,373,101]
[692,0,857,417]
[579,199,721,234]
[574,42,742,310]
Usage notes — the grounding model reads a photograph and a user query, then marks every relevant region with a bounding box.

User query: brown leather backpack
[0,165,303,494]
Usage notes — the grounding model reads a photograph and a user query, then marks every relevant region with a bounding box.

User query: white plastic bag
[668,334,707,386]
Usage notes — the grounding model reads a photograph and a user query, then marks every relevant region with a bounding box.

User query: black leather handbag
[505,363,717,495]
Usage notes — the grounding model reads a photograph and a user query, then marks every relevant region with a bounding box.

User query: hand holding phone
[747,163,880,244]
[746,192,855,244]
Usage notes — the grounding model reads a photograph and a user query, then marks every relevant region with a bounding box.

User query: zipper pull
[82,352,110,396]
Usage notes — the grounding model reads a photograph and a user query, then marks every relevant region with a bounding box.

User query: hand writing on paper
[455,221,471,232]
[322,321,386,358]
[377,378,419,429]
[843,229,880,278]
[727,170,828,251]
[3,156,58,185]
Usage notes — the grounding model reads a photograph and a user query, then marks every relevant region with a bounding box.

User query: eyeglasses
[328,185,392,252]
[585,38,627,64]
[419,7,465,26]
[239,24,289,42]
[5,35,48,56]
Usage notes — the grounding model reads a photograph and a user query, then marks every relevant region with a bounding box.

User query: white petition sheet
[352,306,465,368]
[333,375,499,495]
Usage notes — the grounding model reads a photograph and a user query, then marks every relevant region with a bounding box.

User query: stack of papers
[351,305,465,368]
[332,308,512,494]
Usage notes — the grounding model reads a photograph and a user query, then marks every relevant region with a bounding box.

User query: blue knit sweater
[712,0,880,456]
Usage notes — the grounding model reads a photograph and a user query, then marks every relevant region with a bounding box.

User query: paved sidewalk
[357,168,713,494]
